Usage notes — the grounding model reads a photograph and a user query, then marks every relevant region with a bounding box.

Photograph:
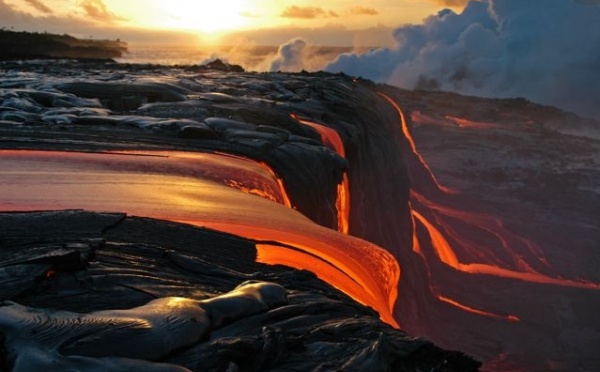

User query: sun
[156,0,249,33]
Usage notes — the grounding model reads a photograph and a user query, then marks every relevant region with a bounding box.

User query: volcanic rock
[0,211,480,372]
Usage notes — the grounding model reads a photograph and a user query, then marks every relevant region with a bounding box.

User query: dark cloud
[348,6,379,16]
[78,0,124,22]
[24,0,53,14]
[281,6,338,19]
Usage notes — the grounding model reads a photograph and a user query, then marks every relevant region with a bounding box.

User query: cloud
[78,0,124,22]
[24,0,53,14]
[0,0,194,44]
[348,6,379,16]
[281,6,338,19]
[325,0,600,119]
[269,38,308,72]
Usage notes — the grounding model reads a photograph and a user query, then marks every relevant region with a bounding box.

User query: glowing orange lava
[0,149,399,328]
[445,116,499,129]
[291,114,345,158]
[258,161,292,208]
[335,173,350,234]
[255,242,398,326]
[378,93,455,194]
[379,92,600,328]
[410,111,498,129]
[437,295,520,322]
[291,114,350,234]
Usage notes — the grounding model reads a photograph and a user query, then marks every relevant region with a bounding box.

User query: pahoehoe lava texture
[0,211,479,371]
[5,59,597,370]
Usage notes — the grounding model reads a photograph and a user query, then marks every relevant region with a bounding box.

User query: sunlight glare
[157,0,248,33]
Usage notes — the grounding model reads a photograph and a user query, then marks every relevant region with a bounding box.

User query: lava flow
[377,93,455,195]
[291,114,350,234]
[0,149,398,327]
[380,93,600,322]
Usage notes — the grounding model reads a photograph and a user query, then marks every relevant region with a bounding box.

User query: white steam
[325,0,600,119]
[269,38,308,72]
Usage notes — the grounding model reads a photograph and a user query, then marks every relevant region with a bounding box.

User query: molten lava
[0,149,398,328]
[378,92,600,330]
[291,114,346,158]
[445,116,499,129]
[291,114,350,234]
[437,295,520,322]
[378,93,455,194]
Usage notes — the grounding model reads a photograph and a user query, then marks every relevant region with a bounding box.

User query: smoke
[269,38,309,72]
[325,0,600,119]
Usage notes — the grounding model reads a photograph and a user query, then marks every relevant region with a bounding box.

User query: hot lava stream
[378,92,600,370]
[291,113,350,235]
[0,149,398,327]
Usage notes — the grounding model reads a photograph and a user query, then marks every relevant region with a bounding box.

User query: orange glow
[109,150,292,207]
[292,114,346,159]
[408,202,424,256]
[378,95,600,290]
[410,111,499,130]
[0,149,399,328]
[438,295,520,322]
[378,93,456,194]
[410,111,448,126]
[146,0,248,34]
[445,116,499,129]
[412,205,600,289]
[412,210,459,267]
[256,243,398,327]
[258,161,292,208]
[336,173,350,234]
[291,114,350,234]
[196,221,399,325]
[381,92,600,345]
[411,191,552,271]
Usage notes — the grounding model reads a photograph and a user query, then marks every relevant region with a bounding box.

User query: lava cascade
[378,91,600,369]
[0,149,398,327]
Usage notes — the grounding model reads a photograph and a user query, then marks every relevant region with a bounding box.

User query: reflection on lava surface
[255,242,397,324]
[0,149,398,327]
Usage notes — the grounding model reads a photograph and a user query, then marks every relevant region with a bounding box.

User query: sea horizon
[115,43,376,71]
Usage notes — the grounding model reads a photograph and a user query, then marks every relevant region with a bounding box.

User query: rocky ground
[0,210,478,371]
[0,60,479,371]
[1,59,599,371]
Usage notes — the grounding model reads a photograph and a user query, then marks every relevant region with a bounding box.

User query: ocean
[115,44,369,72]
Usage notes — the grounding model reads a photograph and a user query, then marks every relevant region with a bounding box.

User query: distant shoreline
[0,30,127,61]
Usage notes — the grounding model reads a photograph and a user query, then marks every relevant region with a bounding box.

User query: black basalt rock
[0,211,481,371]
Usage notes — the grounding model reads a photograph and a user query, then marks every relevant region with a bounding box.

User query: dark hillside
[0,29,127,60]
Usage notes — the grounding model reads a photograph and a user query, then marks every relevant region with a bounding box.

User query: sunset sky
[0,0,468,45]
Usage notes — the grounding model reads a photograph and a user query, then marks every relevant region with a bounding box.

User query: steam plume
[325,0,600,119]
[269,38,308,72]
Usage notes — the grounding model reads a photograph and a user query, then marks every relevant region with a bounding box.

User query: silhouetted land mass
[0,30,127,60]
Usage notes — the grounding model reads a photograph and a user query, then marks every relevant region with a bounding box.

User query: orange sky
[0,0,468,45]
